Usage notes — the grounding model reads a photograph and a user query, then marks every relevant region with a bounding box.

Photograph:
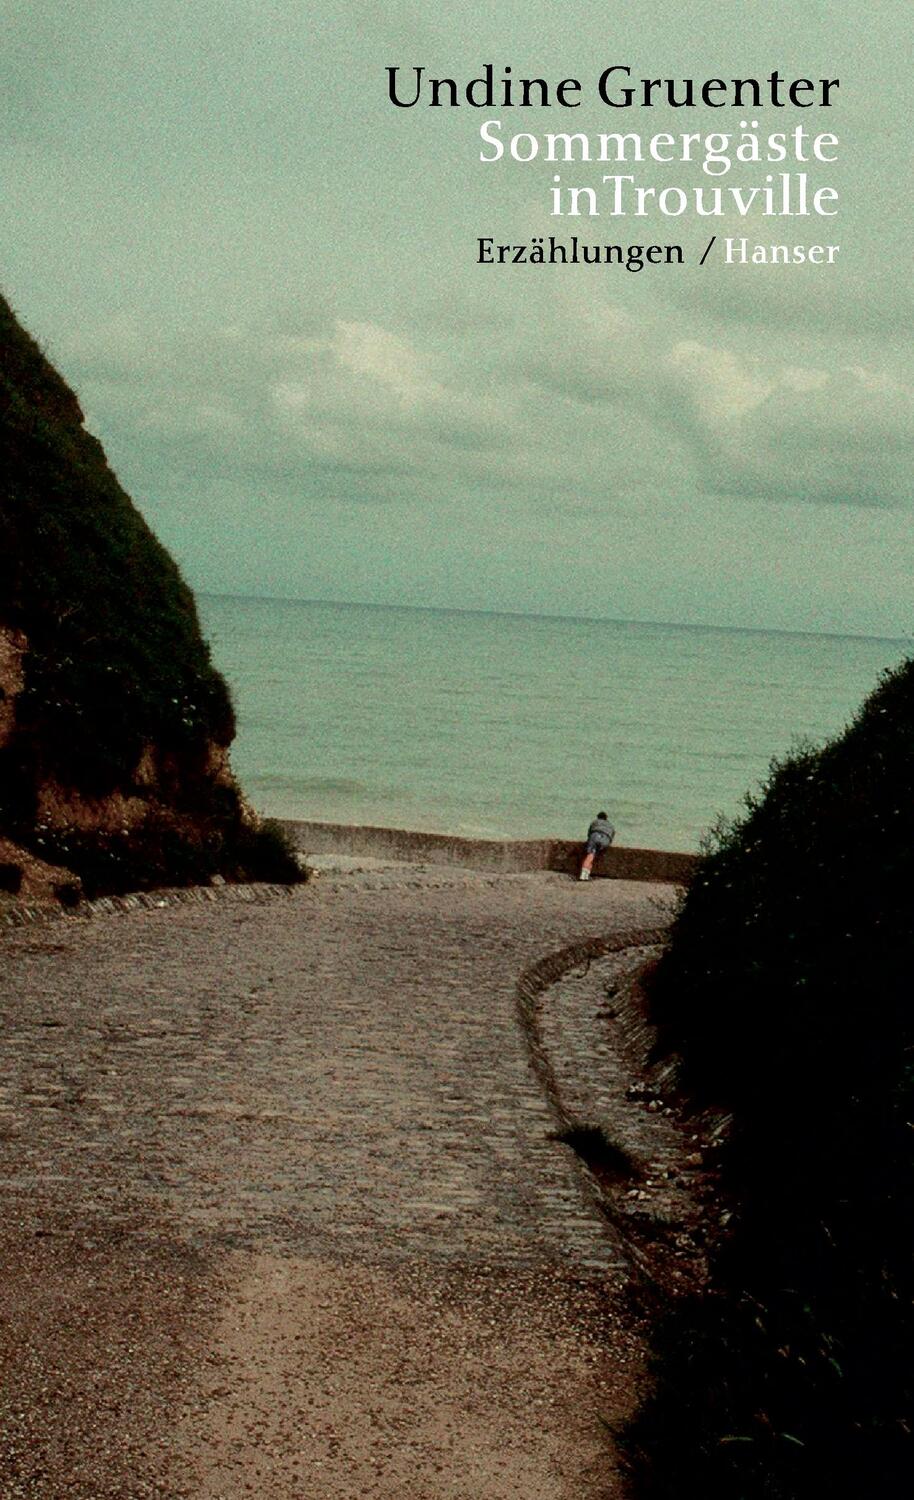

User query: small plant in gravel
[553,1122,642,1181]
[228,819,305,886]
[52,880,82,909]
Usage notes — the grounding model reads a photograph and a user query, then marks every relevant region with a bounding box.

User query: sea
[199,595,910,854]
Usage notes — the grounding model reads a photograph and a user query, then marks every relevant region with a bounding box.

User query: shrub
[35,822,221,900]
[0,295,296,899]
[624,655,914,1499]
[53,881,82,909]
[229,819,305,885]
[0,293,235,813]
[0,299,309,899]
[31,815,305,900]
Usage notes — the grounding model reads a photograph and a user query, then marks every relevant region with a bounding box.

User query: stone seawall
[280,819,697,885]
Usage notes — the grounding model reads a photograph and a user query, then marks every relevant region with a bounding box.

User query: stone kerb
[0,880,298,929]
[514,927,669,1131]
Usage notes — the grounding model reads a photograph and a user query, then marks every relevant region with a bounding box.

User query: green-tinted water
[200,595,909,852]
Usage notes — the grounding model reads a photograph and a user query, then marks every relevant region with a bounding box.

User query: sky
[2,0,912,638]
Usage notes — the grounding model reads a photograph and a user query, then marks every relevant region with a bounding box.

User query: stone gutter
[515,927,726,1294]
[515,927,669,1131]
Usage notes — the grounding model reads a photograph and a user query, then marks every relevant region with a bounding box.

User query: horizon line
[198,590,912,649]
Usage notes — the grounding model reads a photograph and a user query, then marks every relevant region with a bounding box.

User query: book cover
[0,4,910,1496]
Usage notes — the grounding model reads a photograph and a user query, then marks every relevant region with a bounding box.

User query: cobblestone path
[0,867,677,1499]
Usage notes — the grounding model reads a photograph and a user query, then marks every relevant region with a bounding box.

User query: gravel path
[0,866,678,1498]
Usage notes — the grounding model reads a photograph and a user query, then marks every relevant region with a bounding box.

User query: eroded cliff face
[0,626,25,748]
[0,296,297,901]
[0,624,65,900]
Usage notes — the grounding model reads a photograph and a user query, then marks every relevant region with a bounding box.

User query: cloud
[56,281,914,526]
[517,292,914,510]
[661,340,914,505]
[665,342,774,422]
[332,321,441,407]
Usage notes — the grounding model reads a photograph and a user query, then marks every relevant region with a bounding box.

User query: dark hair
[598,810,608,819]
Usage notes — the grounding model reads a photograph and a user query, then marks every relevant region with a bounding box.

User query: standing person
[579,810,615,881]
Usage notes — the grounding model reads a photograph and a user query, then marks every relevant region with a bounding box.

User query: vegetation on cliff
[625,654,914,1497]
[0,294,300,895]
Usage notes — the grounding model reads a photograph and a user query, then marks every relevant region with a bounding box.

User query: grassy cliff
[0,295,299,896]
[625,654,914,1497]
